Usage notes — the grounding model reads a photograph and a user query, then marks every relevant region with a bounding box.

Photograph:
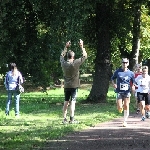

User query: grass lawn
[0,85,135,150]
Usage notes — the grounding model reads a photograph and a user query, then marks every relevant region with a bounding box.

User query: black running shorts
[64,88,78,101]
[139,93,150,105]
[136,92,140,103]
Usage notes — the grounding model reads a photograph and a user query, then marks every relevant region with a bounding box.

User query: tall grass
[0,85,135,150]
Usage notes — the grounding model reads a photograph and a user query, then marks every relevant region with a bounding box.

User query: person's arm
[112,80,117,89]
[111,71,117,89]
[131,72,136,94]
[148,78,150,94]
[79,39,87,59]
[61,41,71,57]
[19,72,24,84]
[60,41,71,63]
[74,39,87,65]
[135,76,139,86]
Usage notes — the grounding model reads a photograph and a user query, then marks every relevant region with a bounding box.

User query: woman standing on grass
[4,63,23,117]
[111,58,135,127]
[135,66,150,121]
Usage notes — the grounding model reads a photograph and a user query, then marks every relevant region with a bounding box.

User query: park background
[0,1,150,149]
[0,0,150,102]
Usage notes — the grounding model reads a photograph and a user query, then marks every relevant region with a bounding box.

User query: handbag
[16,76,24,93]
[16,84,24,93]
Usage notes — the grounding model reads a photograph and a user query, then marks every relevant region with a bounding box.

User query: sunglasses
[122,62,128,64]
[142,72,147,74]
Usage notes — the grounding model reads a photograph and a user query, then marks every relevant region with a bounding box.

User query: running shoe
[136,108,140,114]
[119,108,123,113]
[141,116,145,121]
[6,113,9,116]
[62,118,68,124]
[146,112,150,118]
[5,111,9,116]
[122,121,127,127]
[69,120,79,124]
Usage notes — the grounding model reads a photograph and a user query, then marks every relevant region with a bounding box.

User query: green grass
[0,85,135,150]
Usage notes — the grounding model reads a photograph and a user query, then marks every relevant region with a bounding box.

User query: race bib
[120,83,128,90]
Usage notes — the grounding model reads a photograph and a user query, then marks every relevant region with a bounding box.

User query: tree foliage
[0,0,150,101]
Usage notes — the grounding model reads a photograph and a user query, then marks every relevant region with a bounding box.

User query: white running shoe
[122,121,127,127]
[141,116,145,121]
[62,118,68,124]
[146,112,150,118]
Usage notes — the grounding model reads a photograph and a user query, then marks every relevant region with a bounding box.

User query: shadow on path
[38,113,150,150]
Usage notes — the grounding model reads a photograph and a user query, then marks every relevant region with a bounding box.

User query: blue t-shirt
[111,68,135,93]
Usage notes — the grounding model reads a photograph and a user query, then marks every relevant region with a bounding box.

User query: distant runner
[134,64,142,114]
[135,66,150,121]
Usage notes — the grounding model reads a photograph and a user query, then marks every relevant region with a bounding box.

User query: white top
[135,75,150,93]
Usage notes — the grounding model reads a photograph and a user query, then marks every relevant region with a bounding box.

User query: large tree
[86,0,150,102]
[87,3,112,102]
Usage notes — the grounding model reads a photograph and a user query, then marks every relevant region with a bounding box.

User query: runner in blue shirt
[111,58,135,127]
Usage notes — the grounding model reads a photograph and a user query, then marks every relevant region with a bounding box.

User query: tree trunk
[86,3,112,103]
[129,5,141,70]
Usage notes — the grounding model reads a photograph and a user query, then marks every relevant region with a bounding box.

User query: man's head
[121,58,129,68]
[67,50,75,59]
[142,66,148,77]
[135,64,142,73]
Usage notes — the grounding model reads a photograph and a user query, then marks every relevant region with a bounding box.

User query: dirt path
[39,113,150,150]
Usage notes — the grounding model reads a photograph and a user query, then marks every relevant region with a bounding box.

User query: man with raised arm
[60,39,87,124]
